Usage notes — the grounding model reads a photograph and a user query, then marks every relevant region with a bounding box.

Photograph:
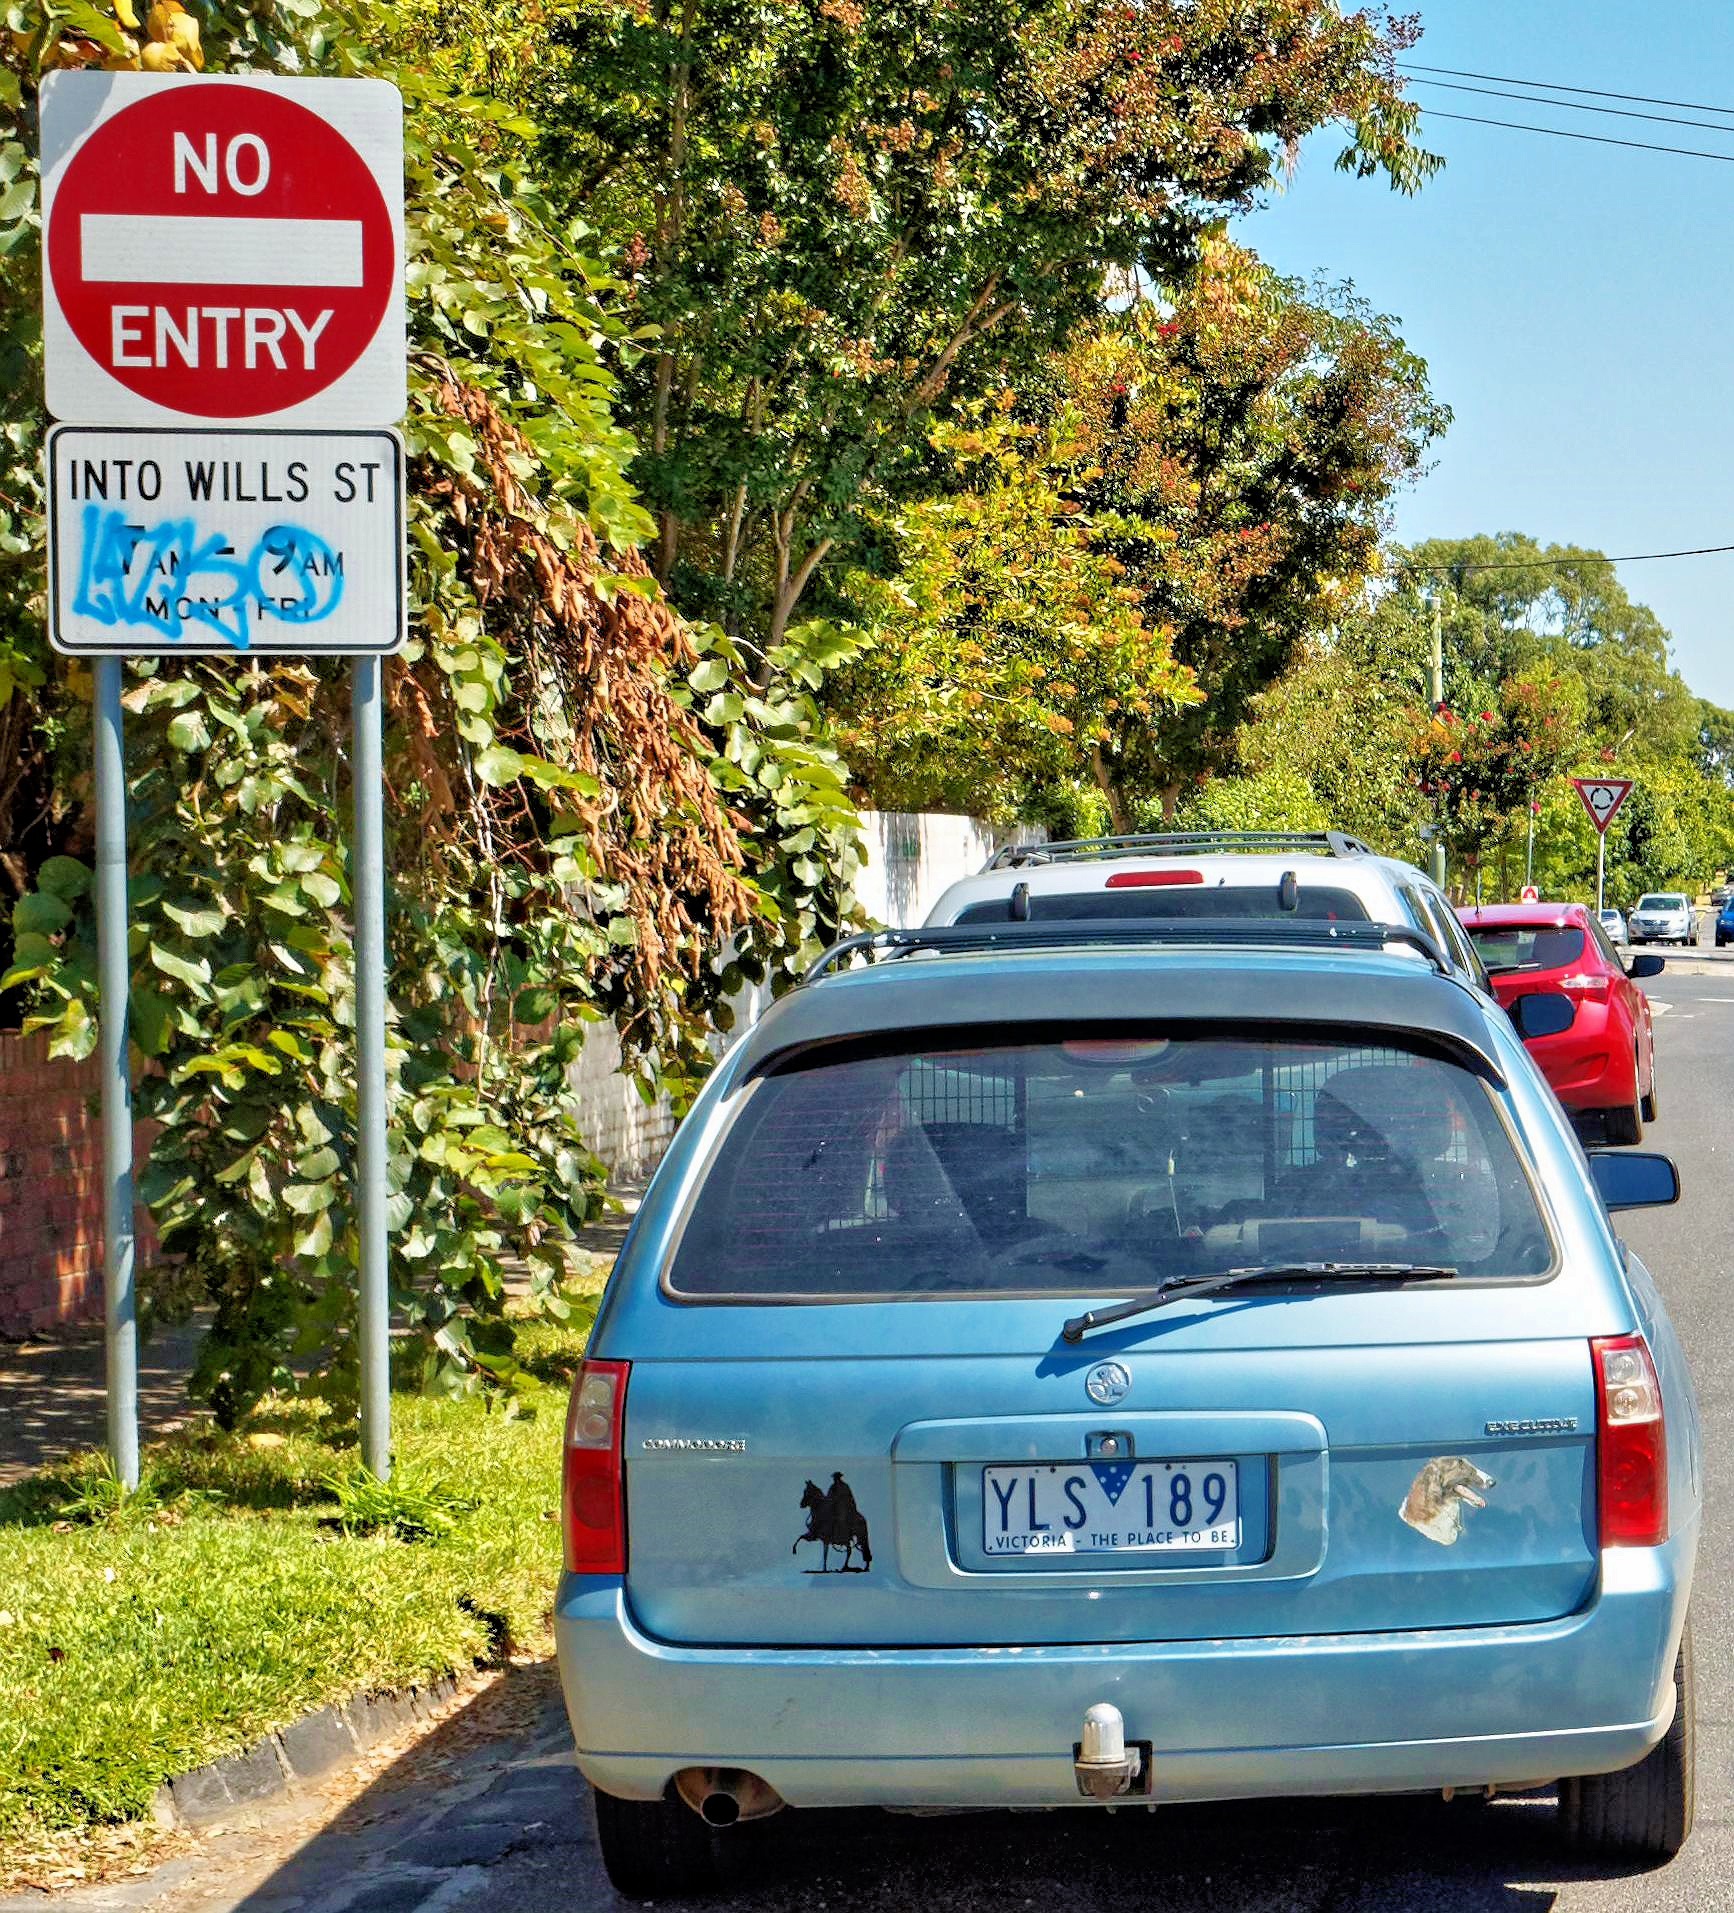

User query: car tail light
[1558,971,1610,998]
[563,1358,629,1574]
[1105,870,1203,888]
[1591,1335,1668,1547]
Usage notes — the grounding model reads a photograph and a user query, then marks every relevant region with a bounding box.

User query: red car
[1458,902,1662,1143]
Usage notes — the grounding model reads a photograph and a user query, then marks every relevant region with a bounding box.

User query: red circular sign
[49,84,393,418]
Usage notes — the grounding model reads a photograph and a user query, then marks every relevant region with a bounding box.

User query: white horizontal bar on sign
[80,214,365,289]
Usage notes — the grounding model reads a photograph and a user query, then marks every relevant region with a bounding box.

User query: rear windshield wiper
[1061,1262,1458,1344]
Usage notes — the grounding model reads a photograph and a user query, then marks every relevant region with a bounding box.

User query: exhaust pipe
[674,1767,786,1827]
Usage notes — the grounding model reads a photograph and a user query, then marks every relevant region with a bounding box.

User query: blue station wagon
[556,921,1701,1898]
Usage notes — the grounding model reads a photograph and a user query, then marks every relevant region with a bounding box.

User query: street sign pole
[93,656,138,1490]
[1429,597,1447,890]
[352,657,390,1480]
[1597,830,1606,918]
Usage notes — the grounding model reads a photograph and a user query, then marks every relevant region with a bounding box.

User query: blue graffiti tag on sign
[70,505,345,652]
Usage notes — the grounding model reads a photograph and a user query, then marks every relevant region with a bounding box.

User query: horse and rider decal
[793,1471,872,1573]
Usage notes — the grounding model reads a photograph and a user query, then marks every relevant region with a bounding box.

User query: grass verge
[0,1308,596,1883]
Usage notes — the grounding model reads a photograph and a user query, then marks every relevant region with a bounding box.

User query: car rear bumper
[1514,1002,1632,1111]
[555,1545,1690,1809]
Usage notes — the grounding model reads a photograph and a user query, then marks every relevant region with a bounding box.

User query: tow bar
[1073,1703,1153,1800]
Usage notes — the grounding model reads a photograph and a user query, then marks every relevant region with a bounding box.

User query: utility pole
[1429,594,1447,890]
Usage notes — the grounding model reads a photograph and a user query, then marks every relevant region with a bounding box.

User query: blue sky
[1235,1,1734,706]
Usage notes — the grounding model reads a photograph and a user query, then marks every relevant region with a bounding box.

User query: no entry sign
[1571,776,1634,836]
[40,72,403,427]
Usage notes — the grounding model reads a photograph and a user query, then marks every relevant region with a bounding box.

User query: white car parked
[1628,894,1696,947]
[926,831,1493,993]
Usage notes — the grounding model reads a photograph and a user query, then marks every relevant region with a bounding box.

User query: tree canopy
[526,0,1437,660]
[830,244,1448,827]
[1200,540,1734,901]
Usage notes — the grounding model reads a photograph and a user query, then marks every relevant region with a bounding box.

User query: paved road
[35,962,1734,1912]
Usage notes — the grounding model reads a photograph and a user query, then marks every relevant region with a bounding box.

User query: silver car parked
[1629,894,1695,947]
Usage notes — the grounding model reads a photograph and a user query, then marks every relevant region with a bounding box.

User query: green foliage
[1234,607,1433,859]
[46,1453,217,1530]
[1405,674,1578,866]
[1399,534,1696,761]
[1175,766,1330,836]
[836,245,1446,828]
[830,401,1199,825]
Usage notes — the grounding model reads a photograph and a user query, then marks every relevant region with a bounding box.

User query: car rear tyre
[1560,1623,1695,1864]
[1604,1073,1643,1146]
[592,1785,719,1901]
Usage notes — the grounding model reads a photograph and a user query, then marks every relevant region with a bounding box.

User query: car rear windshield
[954,885,1370,922]
[669,1035,1553,1299]
[1464,925,1585,973]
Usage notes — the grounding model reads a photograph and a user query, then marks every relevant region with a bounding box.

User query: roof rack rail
[986,830,1378,870]
[802,918,1448,984]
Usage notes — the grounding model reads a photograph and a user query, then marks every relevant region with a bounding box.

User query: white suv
[926,831,1492,993]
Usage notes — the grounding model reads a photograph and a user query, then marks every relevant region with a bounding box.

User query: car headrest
[1314,1063,1457,1164]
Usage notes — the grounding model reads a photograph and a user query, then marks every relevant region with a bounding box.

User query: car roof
[1459,903,1591,930]
[734,942,1514,1086]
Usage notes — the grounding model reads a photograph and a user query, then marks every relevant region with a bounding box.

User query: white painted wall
[852,809,1044,927]
[565,1014,675,1181]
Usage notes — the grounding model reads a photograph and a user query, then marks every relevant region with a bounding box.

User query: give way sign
[39,72,403,427]
[1571,776,1634,835]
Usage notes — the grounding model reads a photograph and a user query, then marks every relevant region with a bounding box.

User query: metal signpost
[1571,776,1634,916]
[39,71,406,1485]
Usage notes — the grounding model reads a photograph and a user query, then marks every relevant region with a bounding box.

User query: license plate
[982,1459,1241,1557]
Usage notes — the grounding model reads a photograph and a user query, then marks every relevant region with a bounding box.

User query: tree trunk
[768,538,833,649]
[1090,747,1131,834]
[646,0,694,584]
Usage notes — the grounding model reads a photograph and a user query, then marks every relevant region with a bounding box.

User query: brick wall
[0,1030,156,1339]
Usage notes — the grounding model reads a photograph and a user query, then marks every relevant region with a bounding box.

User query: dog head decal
[1399,1456,1497,1547]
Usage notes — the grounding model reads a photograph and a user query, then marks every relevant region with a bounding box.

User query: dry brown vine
[408,366,754,1021]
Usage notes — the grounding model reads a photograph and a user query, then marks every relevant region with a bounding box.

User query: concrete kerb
[152,1675,464,1829]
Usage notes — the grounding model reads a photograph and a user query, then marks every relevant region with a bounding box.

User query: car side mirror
[1627,953,1665,980]
[1509,991,1575,1039]
[1588,1150,1680,1212]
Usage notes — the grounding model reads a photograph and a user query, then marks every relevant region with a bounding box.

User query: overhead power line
[1407,75,1734,138]
[1400,62,1734,119]
[1398,544,1734,574]
[1419,108,1734,166]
